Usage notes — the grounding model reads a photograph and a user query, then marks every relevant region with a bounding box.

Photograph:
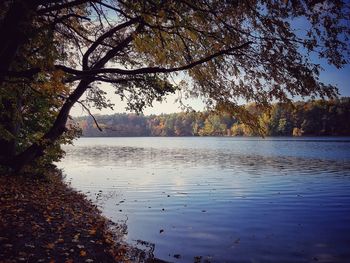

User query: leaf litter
[0,169,164,262]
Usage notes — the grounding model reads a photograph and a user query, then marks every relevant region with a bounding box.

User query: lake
[59,137,350,263]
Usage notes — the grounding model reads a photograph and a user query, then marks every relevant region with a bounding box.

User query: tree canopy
[0,0,349,171]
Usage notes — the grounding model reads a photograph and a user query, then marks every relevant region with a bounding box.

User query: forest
[76,98,350,137]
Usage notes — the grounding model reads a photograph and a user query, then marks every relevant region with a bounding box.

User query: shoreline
[0,168,162,263]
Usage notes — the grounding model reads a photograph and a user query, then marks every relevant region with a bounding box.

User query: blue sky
[319,64,350,96]
[291,15,350,97]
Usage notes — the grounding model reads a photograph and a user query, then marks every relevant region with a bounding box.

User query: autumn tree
[0,0,87,169]
[1,0,350,171]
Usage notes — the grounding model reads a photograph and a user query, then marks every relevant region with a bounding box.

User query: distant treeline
[75,98,350,137]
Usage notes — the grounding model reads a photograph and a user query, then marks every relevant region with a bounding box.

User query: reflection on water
[59,137,350,262]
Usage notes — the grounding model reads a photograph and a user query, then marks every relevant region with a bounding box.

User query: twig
[76,100,103,131]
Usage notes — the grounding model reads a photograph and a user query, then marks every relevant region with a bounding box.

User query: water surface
[59,137,350,262]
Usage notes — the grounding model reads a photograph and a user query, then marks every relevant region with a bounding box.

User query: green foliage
[75,98,350,137]
[0,25,80,170]
[27,124,81,175]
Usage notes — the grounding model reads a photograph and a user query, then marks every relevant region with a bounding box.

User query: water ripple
[59,137,350,262]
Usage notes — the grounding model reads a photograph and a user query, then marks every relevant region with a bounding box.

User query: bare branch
[76,100,103,131]
[52,13,91,23]
[95,0,131,19]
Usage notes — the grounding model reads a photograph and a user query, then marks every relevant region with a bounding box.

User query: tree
[267,103,294,135]
[199,114,227,136]
[1,0,350,171]
[0,0,89,169]
[0,0,90,169]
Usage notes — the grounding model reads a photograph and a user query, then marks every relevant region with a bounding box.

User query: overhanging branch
[57,41,253,79]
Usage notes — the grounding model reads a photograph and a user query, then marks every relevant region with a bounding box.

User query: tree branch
[52,13,91,23]
[76,100,103,131]
[58,41,253,78]
[95,0,131,19]
[37,0,94,14]
[91,24,142,69]
[82,17,140,69]
[91,76,145,84]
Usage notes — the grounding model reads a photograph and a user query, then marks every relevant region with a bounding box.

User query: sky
[71,86,205,116]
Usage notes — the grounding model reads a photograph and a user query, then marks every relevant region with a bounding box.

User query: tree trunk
[8,79,92,171]
[0,88,23,164]
[0,99,16,160]
[0,0,40,85]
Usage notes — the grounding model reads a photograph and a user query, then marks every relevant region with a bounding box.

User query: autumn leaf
[88,228,96,235]
[57,238,64,243]
[114,255,125,261]
[45,243,55,249]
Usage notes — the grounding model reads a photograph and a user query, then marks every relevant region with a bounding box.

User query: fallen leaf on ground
[46,243,55,249]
